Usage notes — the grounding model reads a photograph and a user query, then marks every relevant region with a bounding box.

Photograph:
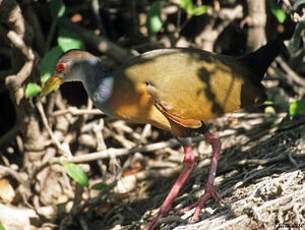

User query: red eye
[56,63,66,72]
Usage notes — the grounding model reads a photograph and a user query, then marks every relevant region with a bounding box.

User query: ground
[86,113,305,230]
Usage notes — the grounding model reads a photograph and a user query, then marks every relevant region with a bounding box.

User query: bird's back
[107,48,266,130]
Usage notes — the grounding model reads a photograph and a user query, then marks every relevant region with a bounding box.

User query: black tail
[238,20,296,82]
[238,39,285,81]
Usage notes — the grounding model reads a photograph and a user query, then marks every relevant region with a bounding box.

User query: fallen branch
[36,101,71,156]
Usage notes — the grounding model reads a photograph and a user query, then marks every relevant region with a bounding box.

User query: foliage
[145,0,208,36]
[25,82,42,98]
[40,46,63,83]
[61,162,89,186]
[264,99,305,119]
[268,0,287,23]
[50,0,66,18]
[26,0,84,98]
[57,28,85,52]
[146,2,163,36]
[91,182,110,191]
[289,98,305,119]
[178,0,208,19]
[61,162,111,191]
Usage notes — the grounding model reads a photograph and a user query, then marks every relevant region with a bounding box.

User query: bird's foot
[144,211,165,230]
[179,182,221,221]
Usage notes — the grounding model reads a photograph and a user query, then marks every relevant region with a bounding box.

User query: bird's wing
[154,102,202,128]
[121,48,264,129]
[142,51,240,129]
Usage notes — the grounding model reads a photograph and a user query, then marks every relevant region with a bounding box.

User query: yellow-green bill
[39,75,63,99]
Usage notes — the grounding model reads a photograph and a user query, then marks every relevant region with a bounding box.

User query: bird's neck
[79,59,115,116]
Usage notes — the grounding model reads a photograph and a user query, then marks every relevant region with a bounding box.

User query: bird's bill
[39,74,63,98]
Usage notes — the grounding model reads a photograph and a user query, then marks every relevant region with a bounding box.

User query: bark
[0,0,46,174]
[245,0,267,52]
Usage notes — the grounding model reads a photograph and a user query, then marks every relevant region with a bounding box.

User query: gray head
[54,50,104,82]
[40,50,106,97]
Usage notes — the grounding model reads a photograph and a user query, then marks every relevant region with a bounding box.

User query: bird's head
[39,50,101,98]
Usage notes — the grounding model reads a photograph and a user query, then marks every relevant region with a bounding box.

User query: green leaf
[264,106,276,115]
[91,182,110,191]
[25,82,42,98]
[191,5,208,16]
[179,0,194,18]
[178,0,193,11]
[50,0,66,18]
[263,101,274,105]
[272,8,286,23]
[179,0,208,18]
[146,2,163,36]
[268,0,286,23]
[61,162,89,186]
[40,46,63,83]
[58,28,85,52]
[0,225,6,230]
[289,98,305,119]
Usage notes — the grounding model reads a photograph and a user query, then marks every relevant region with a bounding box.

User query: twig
[90,0,106,35]
[6,30,34,60]
[44,0,62,53]
[79,216,89,230]
[32,136,204,178]
[288,152,298,168]
[93,118,107,151]
[105,129,136,149]
[0,165,25,184]
[139,124,152,144]
[2,26,35,96]
[36,101,71,156]
[236,152,288,166]
[277,56,305,88]
[71,184,84,216]
[109,120,142,140]
[195,5,243,51]
[61,19,134,63]
[52,107,103,116]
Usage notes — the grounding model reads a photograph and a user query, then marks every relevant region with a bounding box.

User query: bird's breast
[107,81,172,131]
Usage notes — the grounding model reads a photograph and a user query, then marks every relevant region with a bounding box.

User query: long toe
[145,213,162,230]
[178,184,221,219]
[192,184,221,221]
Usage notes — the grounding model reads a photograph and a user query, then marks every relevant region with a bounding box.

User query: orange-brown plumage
[106,48,265,136]
[39,39,286,230]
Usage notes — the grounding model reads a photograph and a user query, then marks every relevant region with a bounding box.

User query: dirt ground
[91,112,305,230]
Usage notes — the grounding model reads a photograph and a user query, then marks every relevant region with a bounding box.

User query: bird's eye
[56,63,66,72]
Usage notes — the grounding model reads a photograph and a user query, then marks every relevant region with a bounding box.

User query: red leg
[181,131,222,220]
[145,143,195,230]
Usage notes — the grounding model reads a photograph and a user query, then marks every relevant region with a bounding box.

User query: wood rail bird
[39,39,286,229]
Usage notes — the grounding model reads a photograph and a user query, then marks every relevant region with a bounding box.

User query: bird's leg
[181,131,221,221]
[145,137,195,230]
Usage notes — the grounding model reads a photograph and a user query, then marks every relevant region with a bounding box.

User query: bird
[39,38,286,230]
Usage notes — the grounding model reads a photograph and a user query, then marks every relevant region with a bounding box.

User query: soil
[91,113,305,230]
